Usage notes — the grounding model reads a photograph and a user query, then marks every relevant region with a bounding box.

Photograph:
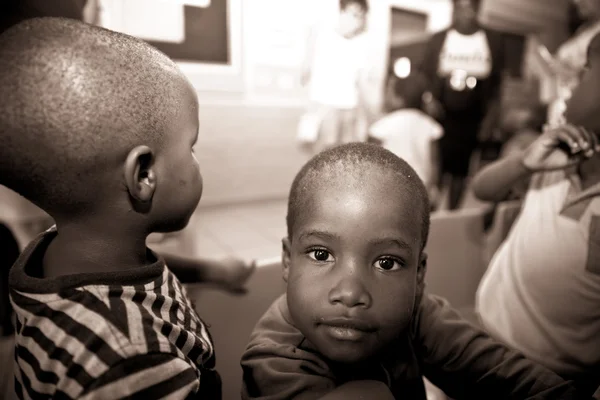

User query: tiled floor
[148,198,289,263]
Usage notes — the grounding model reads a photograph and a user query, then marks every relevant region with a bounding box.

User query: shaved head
[287,143,431,251]
[0,17,194,216]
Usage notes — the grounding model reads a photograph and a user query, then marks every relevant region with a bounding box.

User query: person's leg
[316,106,342,152]
[339,108,358,144]
[0,223,19,337]
[447,174,466,211]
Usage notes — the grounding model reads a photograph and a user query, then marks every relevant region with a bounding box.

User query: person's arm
[80,354,203,400]
[319,381,394,400]
[241,341,392,400]
[160,252,255,291]
[471,151,532,202]
[415,295,584,399]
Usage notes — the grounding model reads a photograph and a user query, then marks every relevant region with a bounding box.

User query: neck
[43,217,151,278]
[454,23,480,35]
[578,155,600,191]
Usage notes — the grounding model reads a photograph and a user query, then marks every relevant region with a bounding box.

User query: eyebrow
[298,230,340,242]
[297,230,414,256]
[368,238,413,253]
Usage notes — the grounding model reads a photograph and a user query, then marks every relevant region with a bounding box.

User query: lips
[318,317,376,333]
[318,318,376,342]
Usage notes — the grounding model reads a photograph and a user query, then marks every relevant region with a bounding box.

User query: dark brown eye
[310,250,331,262]
[376,258,401,271]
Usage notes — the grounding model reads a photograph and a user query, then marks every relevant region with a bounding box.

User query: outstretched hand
[218,258,256,295]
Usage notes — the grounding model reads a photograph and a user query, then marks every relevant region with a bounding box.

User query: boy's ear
[282,237,292,283]
[124,145,157,211]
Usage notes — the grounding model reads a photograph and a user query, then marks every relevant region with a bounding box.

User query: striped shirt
[9,227,220,399]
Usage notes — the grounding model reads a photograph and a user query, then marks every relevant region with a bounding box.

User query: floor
[148,198,289,264]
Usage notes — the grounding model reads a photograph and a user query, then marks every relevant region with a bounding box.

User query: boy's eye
[375,257,402,271]
[309,249,332,262]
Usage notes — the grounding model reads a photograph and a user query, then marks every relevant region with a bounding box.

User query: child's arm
[470,151,531,202]
[472,124,598,202]
[79,353,210,399]
[415,295,584,399]
[241,298,394,400]
[160,253,255,292]
[318,381,395,400]
[242,343,393,400]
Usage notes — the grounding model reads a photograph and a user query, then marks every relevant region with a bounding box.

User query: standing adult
[419,0,504,210]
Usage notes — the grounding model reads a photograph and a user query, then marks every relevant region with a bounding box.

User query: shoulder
[411,293,461,338]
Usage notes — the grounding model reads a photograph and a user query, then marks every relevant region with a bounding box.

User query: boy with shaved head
[241,143,590,399]
[0,17,252,399]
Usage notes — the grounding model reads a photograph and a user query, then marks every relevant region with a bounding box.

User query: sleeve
[425,117,444,140]
[241,342,336,400]
[368,117,390,141]
[414,294,583,399]
[79,353,202,400]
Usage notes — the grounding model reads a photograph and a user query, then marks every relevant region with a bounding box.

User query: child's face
[339,3,367,37]
[565,45,600,132]
[573,0,600,21]
[151,81,203,232]
[283,169,426,364]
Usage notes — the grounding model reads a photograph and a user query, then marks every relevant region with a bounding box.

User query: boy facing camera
[0,18,253,399]
[241,143,588,399]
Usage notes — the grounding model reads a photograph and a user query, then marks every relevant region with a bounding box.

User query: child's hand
[522,124,599,172]
[218,258,256,294]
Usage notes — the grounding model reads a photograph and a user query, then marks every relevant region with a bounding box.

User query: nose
[328,264,372,309]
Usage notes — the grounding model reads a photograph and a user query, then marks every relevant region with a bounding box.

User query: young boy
[474,32,600,397]
[0,17,253,399]
[368,72,443,207]
[240,142,588,399]
[301,0,371,150]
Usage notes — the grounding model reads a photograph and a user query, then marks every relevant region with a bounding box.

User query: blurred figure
[368,72,443,209]
[300,0,371,151]
[474,32,600,397]
[419,0,505,210]
[545,0,600,128]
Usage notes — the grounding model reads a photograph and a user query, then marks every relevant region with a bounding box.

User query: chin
[315,340,377,365]
[155,213,194,233]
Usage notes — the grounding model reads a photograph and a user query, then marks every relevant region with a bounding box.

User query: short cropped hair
[286,143,430,251]
[340,0,369,12]
[0,17,189,216]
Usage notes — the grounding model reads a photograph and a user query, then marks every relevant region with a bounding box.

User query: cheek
[374,279,417,328]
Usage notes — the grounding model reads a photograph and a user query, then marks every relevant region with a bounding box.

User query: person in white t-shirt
[301,0,370,151]
[419,0,505,210]
[369,73,443,208]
